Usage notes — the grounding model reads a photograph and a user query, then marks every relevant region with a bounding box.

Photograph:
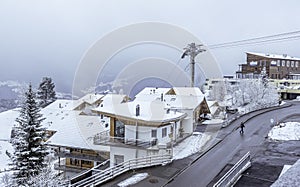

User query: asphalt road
[165,102,300,187]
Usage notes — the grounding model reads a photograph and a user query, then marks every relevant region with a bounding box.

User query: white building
[92,87,210,166]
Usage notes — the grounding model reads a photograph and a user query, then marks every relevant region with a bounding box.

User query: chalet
[92,99,187,166]
[92,87,210,166]
[236,52,300,79]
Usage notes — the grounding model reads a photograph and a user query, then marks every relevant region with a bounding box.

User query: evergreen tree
[37,77,56,107]
[10,84,48,185]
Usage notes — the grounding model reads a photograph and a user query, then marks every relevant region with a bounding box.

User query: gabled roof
[164,94,205,110]
[73,93,104,109]
[166,87,204,97]
[246,52,300,61]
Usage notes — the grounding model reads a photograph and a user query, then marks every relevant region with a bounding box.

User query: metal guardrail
[69,154,172,187]
[94,132,157,149]
[69,160,110,186]
[213,152,251,187]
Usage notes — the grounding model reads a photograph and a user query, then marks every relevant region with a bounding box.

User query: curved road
[165,101,300,187]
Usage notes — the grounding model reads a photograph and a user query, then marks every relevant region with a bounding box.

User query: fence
[213,152,251,187]
[69,154,172,187]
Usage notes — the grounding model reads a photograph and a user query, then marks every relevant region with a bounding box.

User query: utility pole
[181,43,206,87]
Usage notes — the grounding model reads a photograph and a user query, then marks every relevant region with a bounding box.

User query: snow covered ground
[278,165,292,177]
[0,108,18,176]
[173,132,211,160]
[0,141,13,172]
[271,159,300,187]
[0,141,13,186]
[117,173,149,187]
[268,122,300,141]
[267,121,300,186]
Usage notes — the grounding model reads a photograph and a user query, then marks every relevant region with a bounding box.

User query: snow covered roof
[136,87,170,97]
[45,112,109,151]
[271,159,300,187]
[134,87,171,102]
[246,52,300,61]
[0,108,20,140]
[41,99,109,151]
[0,98,110,151]
[164,94,205,110]
[134,87,206,110]
[73,93,104,107]
[167,87,205,97]
[93,99,186,125]
[44,99,75,111]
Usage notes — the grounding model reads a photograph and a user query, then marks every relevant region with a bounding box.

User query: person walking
[240,122,245,134]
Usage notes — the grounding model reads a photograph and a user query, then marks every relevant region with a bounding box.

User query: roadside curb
[163,138,222,186]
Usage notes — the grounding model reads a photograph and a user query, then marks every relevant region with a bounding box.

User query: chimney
[136,104,140,116]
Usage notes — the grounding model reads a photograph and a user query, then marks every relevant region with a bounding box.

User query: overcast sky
[1,0,300,92]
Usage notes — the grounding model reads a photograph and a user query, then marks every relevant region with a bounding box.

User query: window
[114,119,125,137]
[70,148,81,153]
[114,155,124,165]
[162,127,167,138]
[277,60,281,66]
[70,158,80,166]
[82,160,92,165]
[282,60,285,66]
[291,61,294,67]
[296,61,299,68]
[287,61,290,67]
[151,129,157,138]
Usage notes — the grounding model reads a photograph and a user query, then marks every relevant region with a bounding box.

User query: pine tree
[10,84,48,185]
[37,77,56,107]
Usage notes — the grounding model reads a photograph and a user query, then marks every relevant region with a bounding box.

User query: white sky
[1,0,300,92]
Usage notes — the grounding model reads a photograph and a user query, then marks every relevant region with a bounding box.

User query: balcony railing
[94,130,158,148]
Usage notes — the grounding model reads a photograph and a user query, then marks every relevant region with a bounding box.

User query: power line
[208,30,300,49]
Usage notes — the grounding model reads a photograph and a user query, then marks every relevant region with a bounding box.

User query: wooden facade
[56,147,109,171]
